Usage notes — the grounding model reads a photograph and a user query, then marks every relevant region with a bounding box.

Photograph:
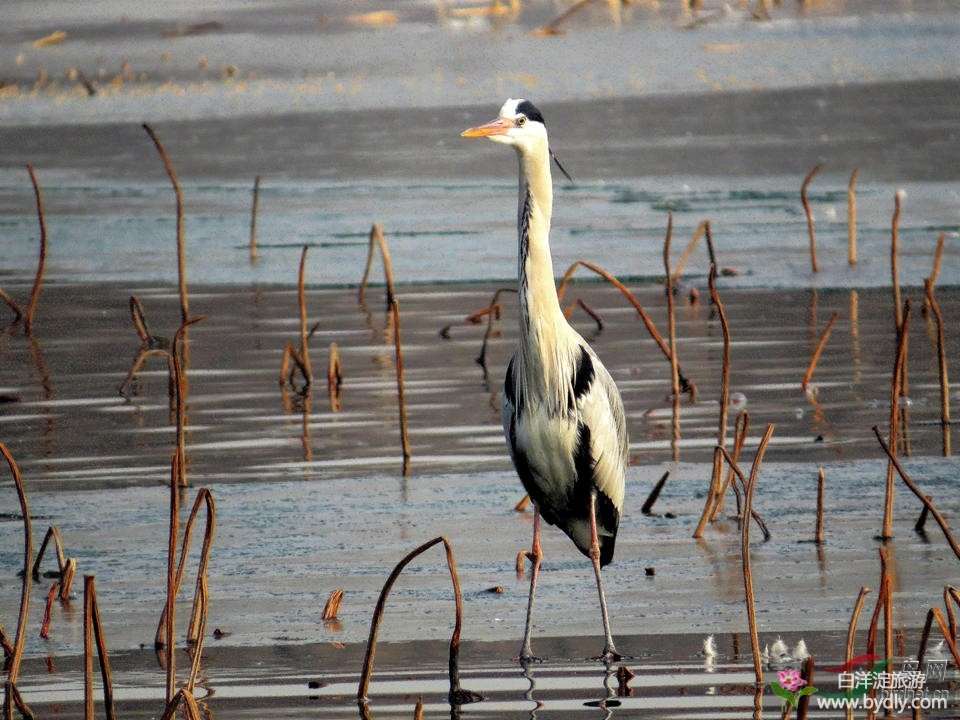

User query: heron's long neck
[516,148,569,399]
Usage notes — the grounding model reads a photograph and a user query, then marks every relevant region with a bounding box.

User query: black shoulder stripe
[572,346,595,402]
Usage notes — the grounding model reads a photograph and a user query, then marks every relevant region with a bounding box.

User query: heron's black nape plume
[551,150,573,183]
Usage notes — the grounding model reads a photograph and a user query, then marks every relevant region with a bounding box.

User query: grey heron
[462,99,628,663]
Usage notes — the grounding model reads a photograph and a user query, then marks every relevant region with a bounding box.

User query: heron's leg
[589,491,620,662]
[519,505,543,663]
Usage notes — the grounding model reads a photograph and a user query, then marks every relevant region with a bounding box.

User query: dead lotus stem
[3,682,32,720]
[847,169,859,265]
[391,299,412,472]
[1,443,32,688]
[128,295,154,344]
[671,219,709,282]
[719,444,771,540]
[924,278,951,456]
[156,488,216,648]
[802,311,838,393]
[917,606,960,667]
[741,424,776,686]
[24,164,47,336]
[845,586,871,669]
[891,191,904,332]
[663,214,681,459]
[33,526,77,601]
[709,264,731,460]
[40,583,58,639]
[796,656,815,720]
[142,123,189,324]
[358,223,396,308]
[693,447,723,538]
[185,575,208,694]
[882,300,911,540]
[249,175,261,262]
[159,689,202,720]
[815,467,825,544]
[641,470,670,515]
[358,536,469,704]
[873,426,960,562]
[801,163,823,274]
[322,588,345,621]
[557,258,693,395]
[563,297,603,331]
[83,575,116,720]
[930,231,947,286]
[865,549,891,667]
[946,585,960,639]
[475,288,516,374]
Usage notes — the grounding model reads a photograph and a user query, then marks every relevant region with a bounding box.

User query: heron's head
[461,98,548,151]
[462,98,572,181]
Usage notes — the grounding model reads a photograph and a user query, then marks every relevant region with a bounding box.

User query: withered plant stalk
[847,169,859,265]
[391,299,412,472]
[709,264,731,504]
[1,444,32,690]
[801,163,823,273]
[917,606,960,667]
[663,213,681,460]
[556,259,693,395]
[83,575,115,720]
[891,191,904,332]
[802,311,838,393]
[873,426,960,561]
[358,223,396,308]
[249,175,261,262]
[24,165,47,336]
[741,424,776,686]
[641,470,670,515]
[815,467,825,544]
[924,278,951,456]
[142,124,189,324]
[882,301,911,540]
[845,586,871,670]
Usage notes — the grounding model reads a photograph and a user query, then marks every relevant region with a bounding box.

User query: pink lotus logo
[770,668,818,707]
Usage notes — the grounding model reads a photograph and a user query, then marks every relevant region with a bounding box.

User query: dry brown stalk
[563,297,603,331]
[693,447,723,539]
[891,191,904,332]
[741,424,776,686]
[801,311,838,393]
[801,163,823,273]
[930,231,947,286]
[391,299,412,473]
[358,223,396,308]
[33,526,77,601]
[249,175,261,262]
[322,589,345,621]
[357,536,476,707]
[917,606,960,667]
[156,488,216,648]
[924,278,951,456]
[158,689,202,720]
[24,165,47,336]
[413,696,424,720]
[847,169,859,265]
[945,585,960,639]
[39,583,58,639]
[873,426,960,561]
[83,575,116,720]
[328,342,344,411]
[719,445,772,540]
[641,470,670,515]
[475,288,516,374]
[796,655,815,720]
[663,214,681,459]
[1,443,32,690]
[815,467,825,544]
[0,288,24,324]
[296,245,312,381]
[671,219,709,282]
[3,682,33,720]
[128,296,154,345]
[865,549,890,674]
[185,575,208,694]
[556,259,694,394]
[844,586,871,672]
[882,301,911,539]
[142,124,189,324]
[709,264,732,509]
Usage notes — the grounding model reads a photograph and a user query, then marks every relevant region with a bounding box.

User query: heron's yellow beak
[461,117,512,138]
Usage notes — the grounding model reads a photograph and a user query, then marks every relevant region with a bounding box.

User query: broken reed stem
[322,589,345,621]
[158,689,202,720]
[671,219,709,281]
[815,467,825,544]
[297,245,313,385]
[742,424,776,686]
[24,165,47,336]
[924,278,951,456]
[33,526,76,601]
[663,213,681,459]
[556,258,693,395]
[713,410,749,522]
[930,232,946,286]
[249,175,261,262]
[847,169,859,265]
[1,444,32,688]
[391,299,412,472]
[891,191,904,332]
[710,263,731,450]
[83,576,116,720]
[357,536,465,703]
[563,297,603,331]
[719,445,772,540]
[185,576,208,694]
[801,163,823,274]
[865,547,894,672]
[796,656,815,720]
[128,295,153,344]
[40,583,58,639]
[642,471,670,515]
[873,425,960,561]
[882,300,911,540]
[142,124,189,325]
[475,288,516,373]
[358,223,396,308]
[802,311,839,393]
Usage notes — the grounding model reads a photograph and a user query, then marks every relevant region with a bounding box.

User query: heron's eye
[516,116,526,128]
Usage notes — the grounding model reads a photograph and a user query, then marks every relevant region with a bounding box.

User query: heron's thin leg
[519,505,543,663]
[589,491,620,661]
